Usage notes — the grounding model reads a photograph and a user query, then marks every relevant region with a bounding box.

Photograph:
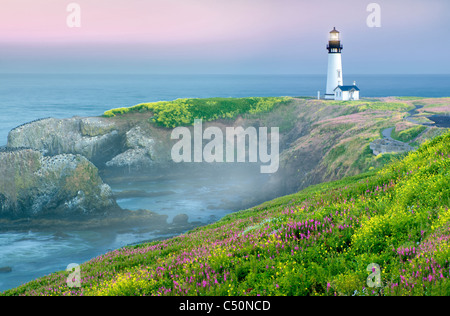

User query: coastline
[0,95,449,294]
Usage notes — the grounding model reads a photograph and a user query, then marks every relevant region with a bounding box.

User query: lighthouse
[325,27,344,100]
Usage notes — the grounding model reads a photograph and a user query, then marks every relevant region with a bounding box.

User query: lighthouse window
[337,70,341,78]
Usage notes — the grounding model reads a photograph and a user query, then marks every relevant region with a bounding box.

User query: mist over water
[1,74,449,292]
[0,161,271,292]
[111,172,267,224]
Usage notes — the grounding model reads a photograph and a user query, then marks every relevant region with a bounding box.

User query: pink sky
[0,0,449,74]
[0,0,311,44]
[1,0,445,44]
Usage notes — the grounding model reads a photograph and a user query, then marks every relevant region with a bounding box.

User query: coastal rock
[0,148,119,219]
[0,267,12,273]
[80,117,116,137]
[172,213,189,225]
[106,148,153,169]
[7,117,123,166]
[125,126,155,149]
[106,126,159,169]
[7,117,175,173]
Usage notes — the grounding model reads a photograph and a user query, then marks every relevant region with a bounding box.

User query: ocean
[0,73,449,292]
[1,73,450,146]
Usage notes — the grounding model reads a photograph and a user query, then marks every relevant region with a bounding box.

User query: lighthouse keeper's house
[334,82,360,101]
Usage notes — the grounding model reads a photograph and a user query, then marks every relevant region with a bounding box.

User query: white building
[334,82,360,101]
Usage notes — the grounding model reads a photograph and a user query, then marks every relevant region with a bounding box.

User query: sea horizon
[1,73,450,146]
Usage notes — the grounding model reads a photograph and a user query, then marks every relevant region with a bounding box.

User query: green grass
[248,100,298,133]
[103,97,292,128]
[396,97,428,101]
[391,125,427,143]
[357,102,415,112]
[325,100,415,112]
[3,131,450,296]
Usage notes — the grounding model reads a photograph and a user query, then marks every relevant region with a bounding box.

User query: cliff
[2,97,448,227]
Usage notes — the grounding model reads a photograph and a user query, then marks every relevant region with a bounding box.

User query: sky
[0,0,449,74]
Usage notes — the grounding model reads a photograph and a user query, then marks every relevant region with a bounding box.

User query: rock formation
[0,148,119,219]
[7,117,122,167]
[106,126,158,169]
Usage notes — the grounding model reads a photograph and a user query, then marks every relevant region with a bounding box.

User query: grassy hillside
[3,130,449,296]
[391,124,427,143]
[103,97,291,128]
[102,96,446,195]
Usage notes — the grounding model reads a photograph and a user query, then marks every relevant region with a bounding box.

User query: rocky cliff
[4,97,446,227]
[7,116,171,172]
[1,116,180,229]
[7,117,123,167]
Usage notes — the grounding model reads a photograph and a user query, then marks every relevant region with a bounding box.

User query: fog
[0,161,284,292]
[103,162,279,226]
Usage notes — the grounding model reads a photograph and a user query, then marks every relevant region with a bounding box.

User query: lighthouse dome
[329,27,340,41]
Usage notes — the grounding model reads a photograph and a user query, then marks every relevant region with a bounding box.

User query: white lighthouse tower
[325,27,344,100]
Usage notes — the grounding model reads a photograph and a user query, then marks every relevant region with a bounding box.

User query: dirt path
[382,127,395,141]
